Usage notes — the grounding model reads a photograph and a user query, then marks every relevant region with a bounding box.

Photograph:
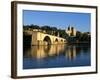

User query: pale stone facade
[66,25,76,37]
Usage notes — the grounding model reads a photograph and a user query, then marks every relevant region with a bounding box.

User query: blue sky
[23,10,91,32]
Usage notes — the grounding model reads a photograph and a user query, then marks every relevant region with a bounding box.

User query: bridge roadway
[24,30,67,46]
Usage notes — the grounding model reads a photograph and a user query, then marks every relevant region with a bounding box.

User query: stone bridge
[24,30,67,46]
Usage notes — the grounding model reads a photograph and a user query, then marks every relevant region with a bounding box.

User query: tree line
[76,31,91,42]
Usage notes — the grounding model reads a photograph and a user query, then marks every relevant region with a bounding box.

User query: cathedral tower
[66,25,76,37]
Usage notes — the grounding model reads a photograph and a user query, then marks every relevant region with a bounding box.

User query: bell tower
[66,25,76,37]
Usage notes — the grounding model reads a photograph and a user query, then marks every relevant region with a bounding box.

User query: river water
[23,44,91,69]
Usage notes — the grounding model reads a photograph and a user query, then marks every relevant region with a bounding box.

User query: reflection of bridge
[30,45,65,59]
[24,30,67,45]
[24,44,77,59]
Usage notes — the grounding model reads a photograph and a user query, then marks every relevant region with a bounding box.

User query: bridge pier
[31,32,38,45]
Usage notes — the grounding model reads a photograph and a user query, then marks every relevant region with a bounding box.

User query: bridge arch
[61,39,63,42]
[43,36,51,45]
[55,38,58,42]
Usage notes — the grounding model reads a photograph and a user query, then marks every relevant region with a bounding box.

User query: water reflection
[24,44,65,59]
[65,46,76,60]
[23,44,90,69]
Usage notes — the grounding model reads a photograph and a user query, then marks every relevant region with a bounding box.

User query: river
[23,44,90,69]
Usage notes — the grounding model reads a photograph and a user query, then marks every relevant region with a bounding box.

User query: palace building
[66,25,76,37]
